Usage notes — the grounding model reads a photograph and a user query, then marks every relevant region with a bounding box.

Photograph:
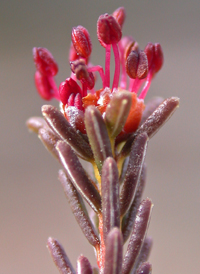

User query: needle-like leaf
[42,105,93,161]
[132,237,153,273]
[122,164,147,243]
[38,127,61,160]
[135,262,152,274]
[120,133,148,217]
[104,227,123,274]
[47,237,75,274]
[122,198,153,274]
[85,106,112,172]
[120,97,179,158]
[58,170,100,247]
[56,141,101,213]
[26,116,47,134]
[77,255,93,274]
[105,91,132,138]
[101,157,120,242]
[139,97,164,125]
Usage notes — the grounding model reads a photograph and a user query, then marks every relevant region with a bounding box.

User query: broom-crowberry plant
[27,7,179,274]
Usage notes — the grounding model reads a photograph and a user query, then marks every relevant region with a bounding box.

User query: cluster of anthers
[27,7,179,274]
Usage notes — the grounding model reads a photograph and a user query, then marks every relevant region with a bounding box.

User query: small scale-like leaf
[85,106,112,172]
[26,116,47,133]
[122,164,147,243]
[120,133,148,217]
[135,262,152,274]
[105,92,132,138]
[77,255,93,274]
[101,157,120,242]
[56,141,101,213]
[59,170,100,247]
[47,237,75,274]
[119,97,179,158]
[42,105,93,161]
[122,198,153,274]
[38,127,61,160]
[104,227,123,274]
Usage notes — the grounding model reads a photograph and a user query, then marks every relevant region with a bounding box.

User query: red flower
[33,7,163,135]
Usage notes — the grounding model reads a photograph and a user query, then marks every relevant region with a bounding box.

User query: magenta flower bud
[112,7,126,28]
[154,43,164,73]
[71,25,92,58]
[59,78,82,105]
[97,13,122,47]
[33,47,58,76]
[34,71,53,100]
[126,50,148,79]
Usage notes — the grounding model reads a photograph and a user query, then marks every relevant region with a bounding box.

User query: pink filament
[88,66,105,88]
[139,69,153,99]
[104,45,111,87]
[112,43,120,90]
[82,82,88,97]
[129,78,145,93]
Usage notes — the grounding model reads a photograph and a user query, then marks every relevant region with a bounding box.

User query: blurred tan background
[1,1,200,273]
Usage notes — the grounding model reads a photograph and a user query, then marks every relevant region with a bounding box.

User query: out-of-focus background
[1,1,200,273]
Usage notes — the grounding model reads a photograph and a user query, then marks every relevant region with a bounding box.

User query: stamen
[129,78,143,93]
[88,66,105,88]
[112,43,120,90]
[118,41,127,89]
[104,45,111,87]
[139,68,153,99]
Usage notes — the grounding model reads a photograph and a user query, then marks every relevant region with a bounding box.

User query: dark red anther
[59,78,82,105]
[70,59,88,78]
[82,71,95,90]
[154,43,164,73]
[97,13,122,47]
[126,50,148,79]
[144,42,154,68]
[122,37,139,61]
[137,50,148,79]
[71,26,92,58]
[144,43,164,73]
[112,7,126,28]
[70,59,95,90]
[33,47,58,76]
[126,51,138,79]
[34,71,53,100]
